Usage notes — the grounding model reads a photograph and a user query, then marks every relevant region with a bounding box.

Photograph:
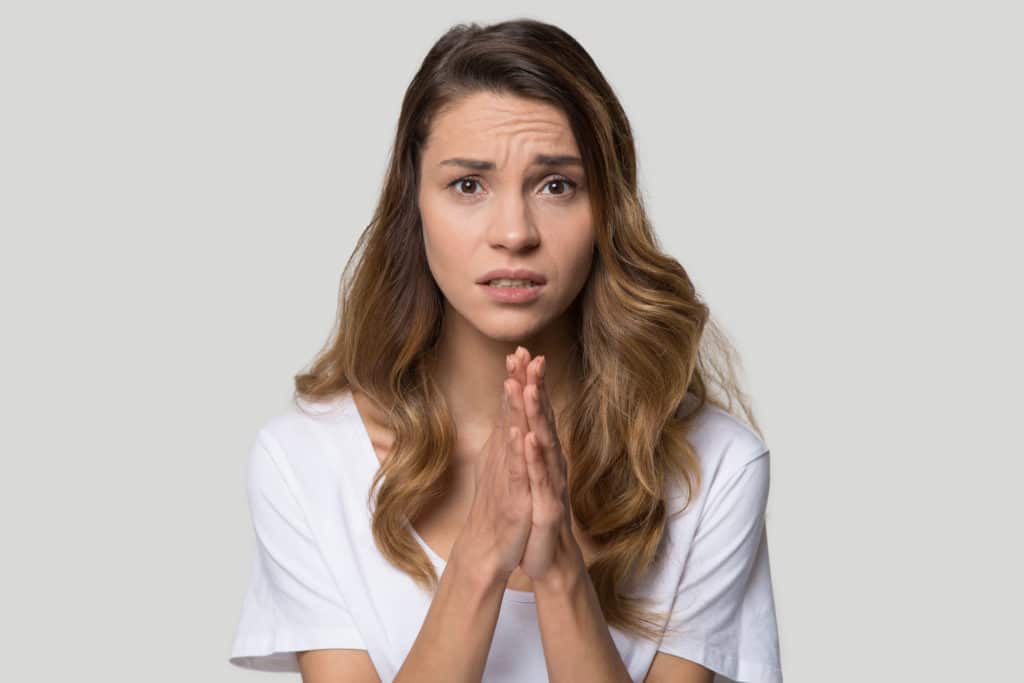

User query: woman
[229,18,782,683]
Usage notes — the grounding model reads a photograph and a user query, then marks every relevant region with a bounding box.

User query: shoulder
[664,401,771,520]
[686,402,769,482]
[248,392,360,488]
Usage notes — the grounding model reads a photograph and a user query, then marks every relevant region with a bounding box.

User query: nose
[487,191,539,251]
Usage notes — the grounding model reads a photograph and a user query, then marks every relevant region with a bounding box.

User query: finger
[509,346,530,389]
[527,355,543,405]
[526,359,557,453]
[536,355,556,427]
[523,382,547,452]
[506,377,530,439]
[507,352,529,419]
[501,378,512,431]
[522,357,542,436]
[540,360,563,455]
[524,431,547,491]
[502,378,522,438]
[524,435,561,539]
[515,346,532,387]
[506,351,516,380]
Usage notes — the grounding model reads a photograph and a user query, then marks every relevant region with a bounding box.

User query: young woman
[229,18,782,683]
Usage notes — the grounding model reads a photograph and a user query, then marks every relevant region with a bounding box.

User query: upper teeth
[489,279,538,287]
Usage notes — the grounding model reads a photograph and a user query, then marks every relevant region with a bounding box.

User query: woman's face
[418,91,595,343]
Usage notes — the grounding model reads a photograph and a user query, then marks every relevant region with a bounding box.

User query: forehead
[423,91,577,157]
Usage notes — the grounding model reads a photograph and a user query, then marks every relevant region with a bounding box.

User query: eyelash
[447,175,579,199]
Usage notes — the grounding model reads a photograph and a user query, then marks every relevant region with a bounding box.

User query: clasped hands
[504,345,580,585]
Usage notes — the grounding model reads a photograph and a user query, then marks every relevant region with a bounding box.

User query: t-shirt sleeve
[657,450,783,683]
[229,431,366,672]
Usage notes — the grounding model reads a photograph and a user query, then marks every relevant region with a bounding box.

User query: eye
[446,174,580,200]
[448,176,485,196]
[540,176,578,197]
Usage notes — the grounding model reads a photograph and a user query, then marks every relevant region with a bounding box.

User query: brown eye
[450,177,483,196]
[541,177,578,197]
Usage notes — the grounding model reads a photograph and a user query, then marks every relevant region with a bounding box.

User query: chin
[443,293,551,340]
[473,316,546,344]
[480,325,540,344]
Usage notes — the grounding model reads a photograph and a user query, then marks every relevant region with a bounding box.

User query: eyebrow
[438,153,583,170]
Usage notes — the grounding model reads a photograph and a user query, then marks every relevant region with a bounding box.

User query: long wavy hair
[293,18,764,643]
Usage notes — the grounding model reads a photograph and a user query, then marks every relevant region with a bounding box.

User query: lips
[479,281,544,303]
[475,268,548,284]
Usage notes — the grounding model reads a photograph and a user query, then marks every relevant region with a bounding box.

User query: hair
[293,18,764,643]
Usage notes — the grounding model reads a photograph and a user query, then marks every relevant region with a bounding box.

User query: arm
[508,349,633,682]
[534,540,715,683]
[297,648,381,683]
[296,545,508,683]
[533,541,632,683]
[392,542,510,683]
[532,532,634,683]
[644,651,715,683]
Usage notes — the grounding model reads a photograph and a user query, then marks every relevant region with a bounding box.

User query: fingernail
[506,354,513,374]
[539,356,546,379]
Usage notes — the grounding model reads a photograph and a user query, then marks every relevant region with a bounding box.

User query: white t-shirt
[228,391,782,682]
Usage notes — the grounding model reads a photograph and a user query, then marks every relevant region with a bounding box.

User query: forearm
[534,549,632,683]
[394,547,507,683]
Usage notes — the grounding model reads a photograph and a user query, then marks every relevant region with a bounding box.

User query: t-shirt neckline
[342,390,537,604]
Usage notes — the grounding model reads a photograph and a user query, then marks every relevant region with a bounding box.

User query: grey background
[2,2,1020,681]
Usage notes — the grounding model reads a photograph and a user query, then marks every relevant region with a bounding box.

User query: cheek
[420,216,470,293]
[423,221,463,264]
[564,220,596,281]
[419,200,447,261]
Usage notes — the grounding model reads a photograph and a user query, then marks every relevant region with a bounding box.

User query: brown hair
[293,18,763,643]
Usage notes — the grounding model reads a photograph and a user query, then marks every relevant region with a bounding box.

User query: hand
[453,369,533,579]
[506,346,577,583]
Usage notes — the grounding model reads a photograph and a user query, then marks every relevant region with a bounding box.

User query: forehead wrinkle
[490,129,568,171]
[469,110,568,141]
[427,95,577,170]
[437,123,576,172]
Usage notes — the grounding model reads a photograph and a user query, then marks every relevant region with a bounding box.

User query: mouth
[475,269,548,286]
[482,278,543,288]
[478,281,545,303]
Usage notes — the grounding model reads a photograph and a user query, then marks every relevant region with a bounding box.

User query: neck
[432,303,580,443]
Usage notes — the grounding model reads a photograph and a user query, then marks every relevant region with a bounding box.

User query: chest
[353,391,597,594]
[412,487,539,591]
[405,449,602,593]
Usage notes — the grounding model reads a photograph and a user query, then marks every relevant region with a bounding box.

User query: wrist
[534,539,587,595]
[449,538,513,589]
